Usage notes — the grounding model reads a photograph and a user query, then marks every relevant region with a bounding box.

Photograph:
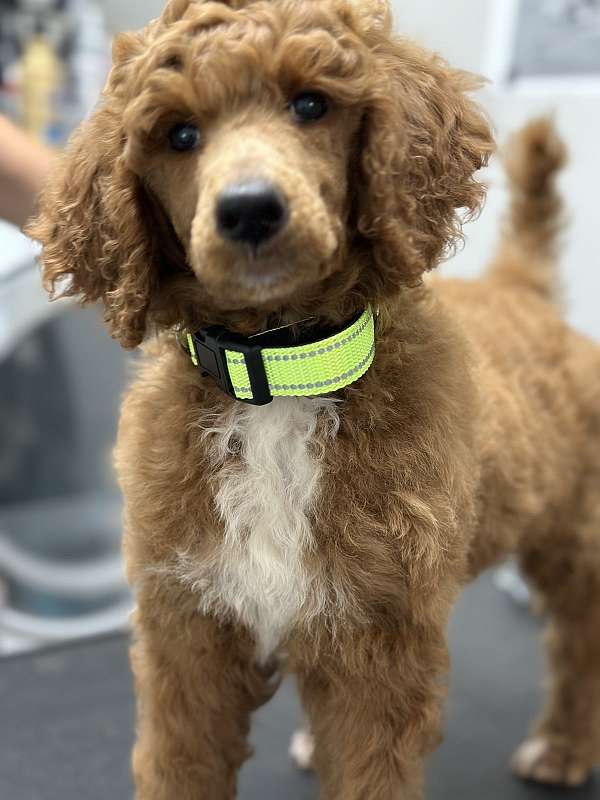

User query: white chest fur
[182,396,339,659]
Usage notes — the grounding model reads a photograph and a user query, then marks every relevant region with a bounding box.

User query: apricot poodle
[29,0,600,797]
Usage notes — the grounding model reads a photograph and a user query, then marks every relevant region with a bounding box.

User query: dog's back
[429,124,600,785]
[436,119,600,573]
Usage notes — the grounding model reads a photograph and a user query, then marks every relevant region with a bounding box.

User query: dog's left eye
[168,123,201,152]
[290,92,329,123]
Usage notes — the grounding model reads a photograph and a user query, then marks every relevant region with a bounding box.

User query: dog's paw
[289,728,315,771]
[511,736,592,788]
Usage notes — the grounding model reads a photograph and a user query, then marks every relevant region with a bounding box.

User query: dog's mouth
[232,248,296,290]
[193,240,340,309]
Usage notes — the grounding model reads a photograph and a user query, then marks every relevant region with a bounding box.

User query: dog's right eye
[290,92,329,123]
[168,123,201,152]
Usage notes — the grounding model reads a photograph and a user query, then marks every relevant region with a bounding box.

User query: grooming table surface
[0,574,598,800]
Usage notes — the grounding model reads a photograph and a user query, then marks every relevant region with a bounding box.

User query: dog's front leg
[296,622,449,800]
[130,579,276,800]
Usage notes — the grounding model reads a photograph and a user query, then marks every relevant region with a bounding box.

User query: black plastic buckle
[190,327,273,406]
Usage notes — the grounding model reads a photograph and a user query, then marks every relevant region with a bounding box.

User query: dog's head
[29,0,493,346]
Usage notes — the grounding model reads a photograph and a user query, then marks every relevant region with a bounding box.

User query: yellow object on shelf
[21,35,63,143]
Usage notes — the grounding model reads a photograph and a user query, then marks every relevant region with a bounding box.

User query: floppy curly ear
[27,106,158,349]
[357,39,494,290]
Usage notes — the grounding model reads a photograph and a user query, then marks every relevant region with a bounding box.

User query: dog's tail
[487,117,567,303]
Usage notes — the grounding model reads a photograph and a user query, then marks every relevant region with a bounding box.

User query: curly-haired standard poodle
[28,0,600,796]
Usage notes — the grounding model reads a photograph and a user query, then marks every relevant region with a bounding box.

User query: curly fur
[28,0,600,796]
[172,396,342,662]
[29,0,492,343]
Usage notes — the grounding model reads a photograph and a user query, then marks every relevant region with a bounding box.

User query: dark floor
[0,574,598,799]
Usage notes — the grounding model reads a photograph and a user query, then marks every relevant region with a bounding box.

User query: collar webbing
[183,306,375,406]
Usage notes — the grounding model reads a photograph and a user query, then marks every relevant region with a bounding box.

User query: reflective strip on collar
[225,307,375,400]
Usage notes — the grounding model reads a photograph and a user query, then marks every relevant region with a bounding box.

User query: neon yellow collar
[182,307,375,406]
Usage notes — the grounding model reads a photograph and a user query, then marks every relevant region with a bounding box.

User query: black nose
[216,180,288,246]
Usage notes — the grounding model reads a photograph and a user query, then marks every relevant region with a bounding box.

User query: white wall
[392,0,490,74]
[393,0,600,340]
[99,0,600,339]
[100,0,165,32]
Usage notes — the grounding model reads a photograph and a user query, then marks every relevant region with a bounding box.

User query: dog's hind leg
[289,723,315,770]
[512,493,600,788]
